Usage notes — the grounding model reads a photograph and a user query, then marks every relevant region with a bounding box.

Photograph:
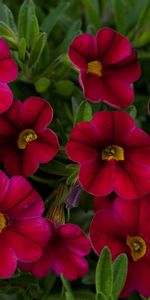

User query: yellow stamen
[87,60,103,77]
[102,145,124,161]
[126,236,146,262]
[0,213,6,233]
[17,129,37,150]
[47,204,65,225]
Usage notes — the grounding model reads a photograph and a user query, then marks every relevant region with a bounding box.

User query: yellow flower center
[0,213,6,233]
[87,60,103,76]
[126,236,146,261]
[17,129,37,150]
[102,145,124,161]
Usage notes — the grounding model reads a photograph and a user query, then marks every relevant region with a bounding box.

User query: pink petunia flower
[90,195,150,297]
[19,220,91,280]
[68,28,141,108]
[0,97,59,176]
[66,110,150,200]
[0,39,18,113]
[0,170,50,279]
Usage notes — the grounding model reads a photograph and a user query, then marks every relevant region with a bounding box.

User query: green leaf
[95,247,113,298]
[41,2,70,37]
[111,0,127,33]
[55,80,75,97]
[35,77,50,93]
[0,4,17,35]
[40,160,72,177]
[125,105,137,119]
[18,0,39,48]
[28,32,47,68]
[18,37,26,61]
[0,21,18,48]
[112,253,128,300]
[81,0,100,28]
[74,101,92,125]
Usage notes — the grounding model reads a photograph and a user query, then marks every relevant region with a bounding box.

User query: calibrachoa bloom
[66,110,150,200]
[0,39,18,113]
[90,195,150,297]
[0,170,50,279]
[68,28,141,108]
[0,97,59,176]
[19,220,91,280]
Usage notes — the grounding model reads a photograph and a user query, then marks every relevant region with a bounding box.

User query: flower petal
[68,34,97,69]
[66,122,100,163]
[27,128,59,163]
[0,58,18,83]
[0,83,13,113]
[79,160,113,196]
[22,97,53,131]
[58,224,91,256]
[113,162,141,200]
[104,50,141,82]
[5,219,50,262]
[90,210,128,258]
[80,72,134,108]
[0,236,17,278]
[137,260,150,297]
[1,176,36,212]
[96,28,132,64]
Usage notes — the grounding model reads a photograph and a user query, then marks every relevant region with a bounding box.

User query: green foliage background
[0,0,150,299]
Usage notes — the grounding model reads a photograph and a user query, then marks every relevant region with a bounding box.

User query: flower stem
[60,274,75,300]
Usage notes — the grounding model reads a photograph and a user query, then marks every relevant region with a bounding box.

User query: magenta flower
[0,170,50,279]
[90,195,150,297]
[19,221,91,280]
[66,111,150,200]
[0,97,59,176]
[68,28,141,108]
[0,39,18,113]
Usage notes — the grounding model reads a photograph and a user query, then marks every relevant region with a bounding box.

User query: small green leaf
[95,247,113,298]
[112,253,128,300]
[28,32,47,68]
[41,2,70,37]
[40,160,72,177]
[18,37,26,61]
[35,77,50,93]
[125,105,137,119]
[55,80,75,97]
[0,4,17,35]
[74,101,92,125]
[18,0,39,48]
[0,21,18,48]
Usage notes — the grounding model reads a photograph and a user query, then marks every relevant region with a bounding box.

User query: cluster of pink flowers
[0,38,90,281]
[67,28,150,297]
[0,26,150,298]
